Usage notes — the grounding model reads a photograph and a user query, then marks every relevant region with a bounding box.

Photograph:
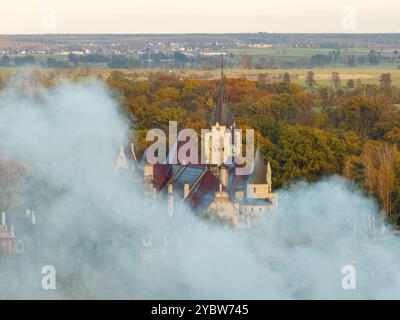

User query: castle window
[142,234,153,247]
[259,208,262,212]
[251,207,253,213]
[253,187,256,193]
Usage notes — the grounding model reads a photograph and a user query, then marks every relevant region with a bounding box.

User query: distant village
[0,33,399,69]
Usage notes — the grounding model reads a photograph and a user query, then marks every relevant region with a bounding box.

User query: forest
[1,68,400,226]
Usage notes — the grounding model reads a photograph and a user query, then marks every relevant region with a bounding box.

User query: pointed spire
[248,144,268,184]
[210,53,233,127]
[220,53,224,78]
[115,145,129,170]
[266,162,272,185]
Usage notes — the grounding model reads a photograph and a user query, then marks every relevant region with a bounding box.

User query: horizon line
[1,32,400,36]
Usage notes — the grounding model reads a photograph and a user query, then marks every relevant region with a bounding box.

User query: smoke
[0,75,400,299]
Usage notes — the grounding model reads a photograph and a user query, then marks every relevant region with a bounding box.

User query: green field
[225,47,397,56]
[121,67,400,86]
[2,66,400,87]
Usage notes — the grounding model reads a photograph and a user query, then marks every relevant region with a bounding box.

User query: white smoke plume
[0,75,399,299]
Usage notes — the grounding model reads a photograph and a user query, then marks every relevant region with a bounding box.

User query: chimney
[1,212,5,226]
[220,165,228,189]
[11,225,14,237]
[26,209,31,218]
[168,183,174,218]
[183,181,190,199]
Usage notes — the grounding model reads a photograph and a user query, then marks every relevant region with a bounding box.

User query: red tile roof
[187,170,220,212]
[152,164,173,191]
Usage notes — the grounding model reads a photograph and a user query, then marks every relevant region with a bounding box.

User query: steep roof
[186,170,221,213]
[151,162,222,214]
[247,145,268,184]
[210,55,233,127]
[115,143,138,170]
[152,163,173,190]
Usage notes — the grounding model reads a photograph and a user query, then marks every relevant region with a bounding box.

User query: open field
[101,67,400,86]
[2,65,400,86]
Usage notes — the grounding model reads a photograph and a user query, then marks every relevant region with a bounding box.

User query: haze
[0,0,399,34]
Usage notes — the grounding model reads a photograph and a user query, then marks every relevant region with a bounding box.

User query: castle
[116,58,277,225]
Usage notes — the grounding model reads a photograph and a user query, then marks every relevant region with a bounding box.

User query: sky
[0,0,399,34]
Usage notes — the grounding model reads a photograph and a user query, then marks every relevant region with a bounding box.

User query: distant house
[0,212,16,256]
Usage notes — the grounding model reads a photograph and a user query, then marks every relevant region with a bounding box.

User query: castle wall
[246,183,271,199]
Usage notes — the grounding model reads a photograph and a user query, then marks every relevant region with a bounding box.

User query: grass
[3,65,400,86]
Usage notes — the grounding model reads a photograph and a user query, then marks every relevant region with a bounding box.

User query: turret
[115,145,129,170]
[266,161,272,193]
[210,54,233,128]
[246,144,272,199]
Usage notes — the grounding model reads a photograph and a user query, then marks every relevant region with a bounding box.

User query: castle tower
[240,144,276,217]
[246,144,272,199]
[204,54,241,169]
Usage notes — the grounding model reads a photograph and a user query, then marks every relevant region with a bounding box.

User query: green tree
[347,79,355,89]
[282,72,291,84]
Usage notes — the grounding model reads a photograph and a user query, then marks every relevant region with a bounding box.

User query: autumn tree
[379,73,393,97]
[305,71,316,90]
[330,72,341,91]
[238,55,253,69]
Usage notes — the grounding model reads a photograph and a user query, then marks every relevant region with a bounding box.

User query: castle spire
[266,161,272,185]
[210,54,233,127]
[248,143,268,184]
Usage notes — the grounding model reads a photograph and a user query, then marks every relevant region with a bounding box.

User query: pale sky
[0,0,399,34]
